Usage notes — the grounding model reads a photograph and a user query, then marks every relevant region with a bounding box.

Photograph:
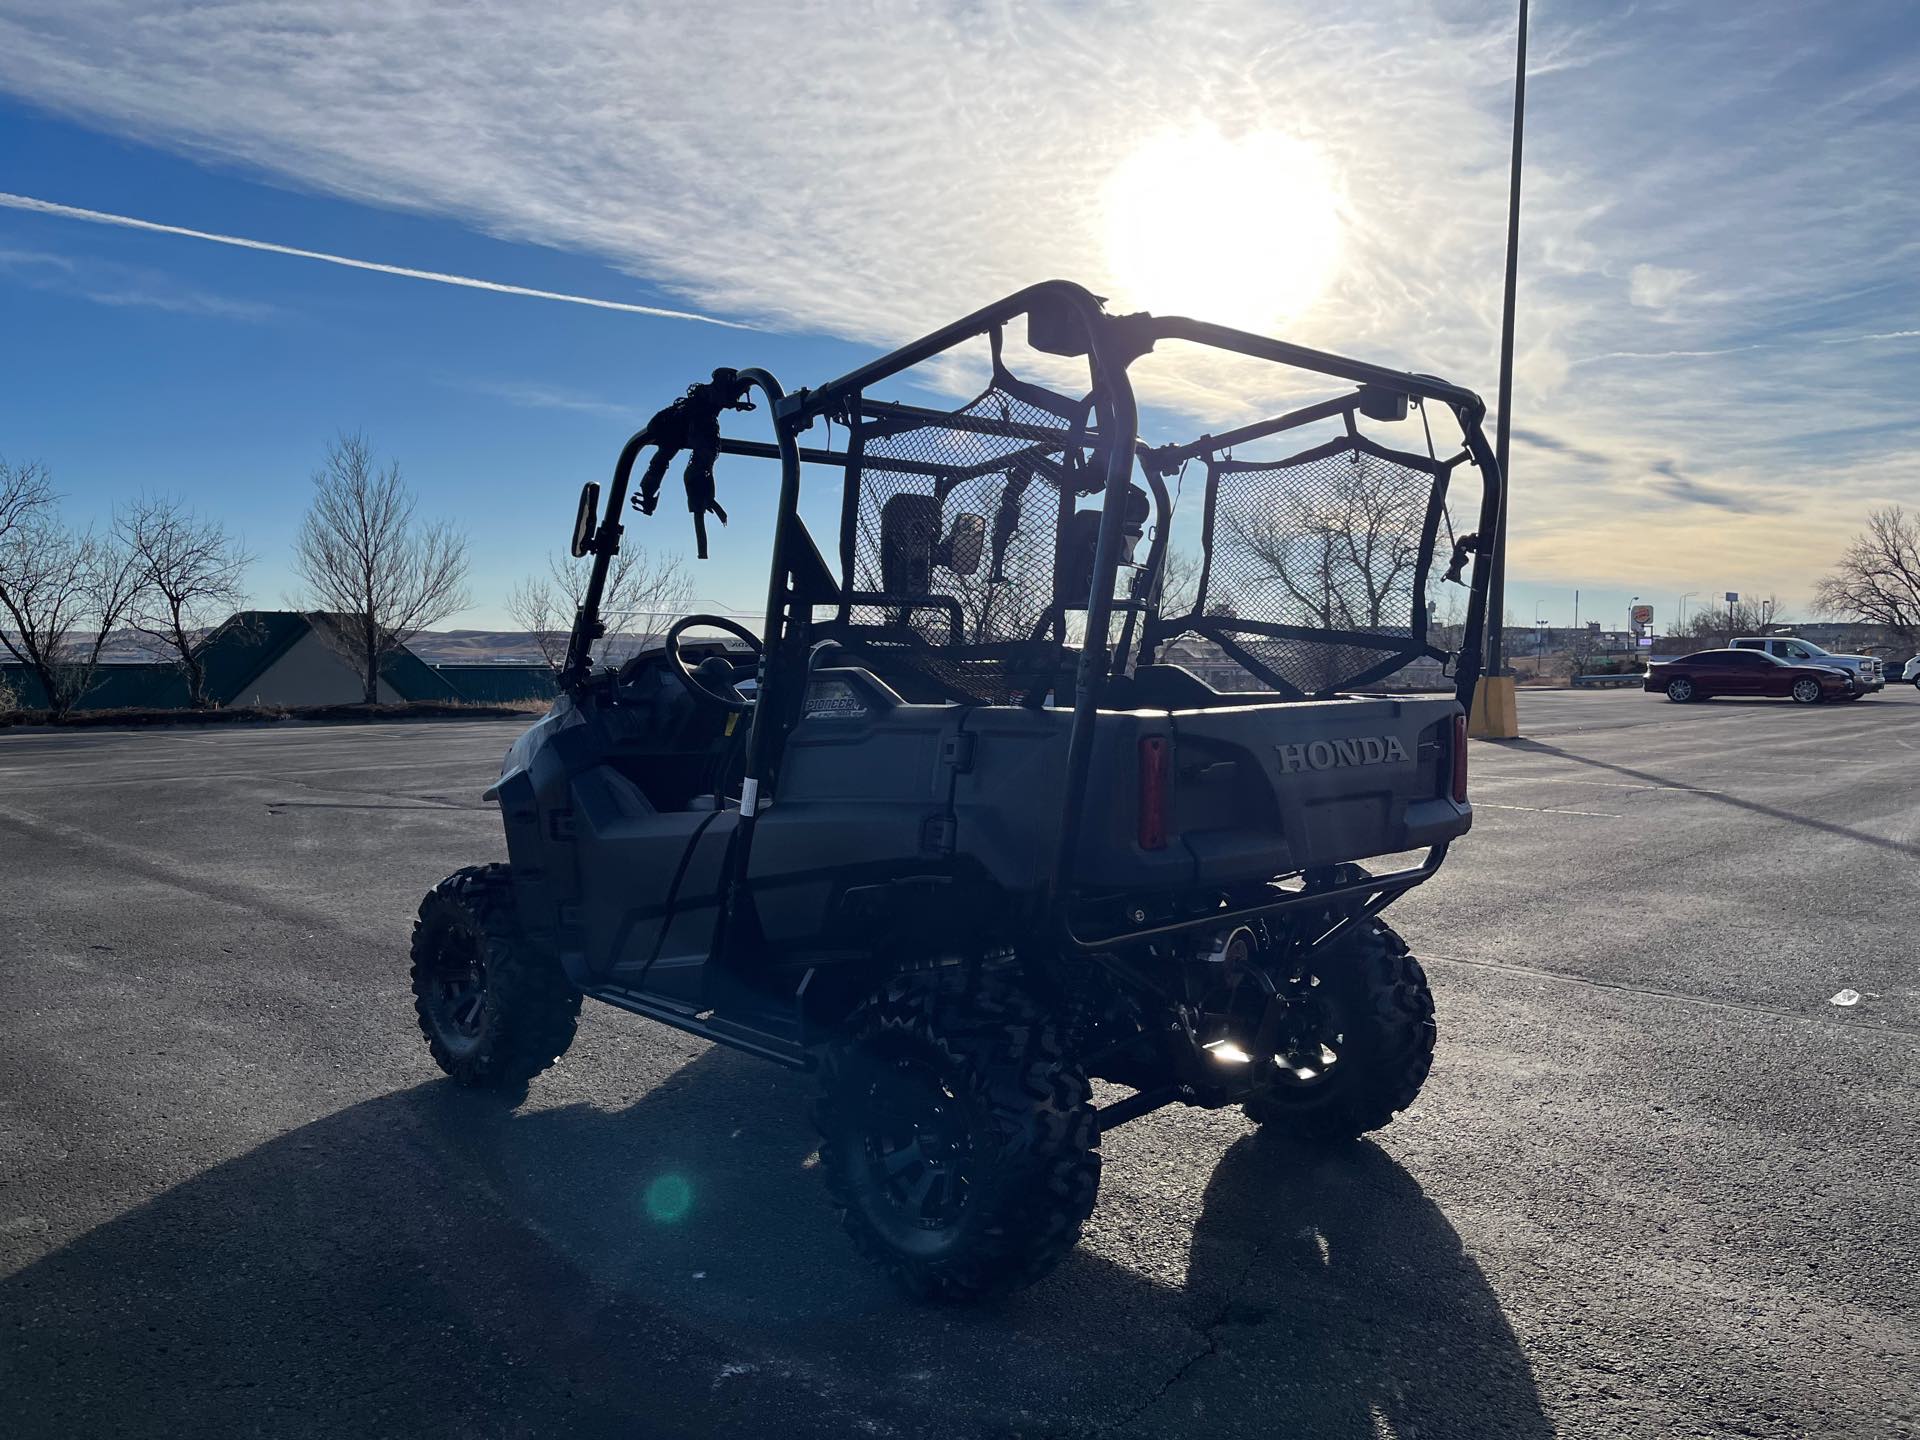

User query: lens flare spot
[644,1173,694,1223]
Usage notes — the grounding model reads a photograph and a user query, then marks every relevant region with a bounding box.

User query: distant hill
[403,630,551,664]
[405,629,667,664]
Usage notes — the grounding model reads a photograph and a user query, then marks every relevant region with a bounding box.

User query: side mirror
[571,481,601,558]
[940,513,986,576]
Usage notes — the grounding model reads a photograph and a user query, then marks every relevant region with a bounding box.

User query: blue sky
[2,0,1917,633]
[0,96,860,626]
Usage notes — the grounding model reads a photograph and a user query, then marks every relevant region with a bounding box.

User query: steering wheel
[665,614,763,713]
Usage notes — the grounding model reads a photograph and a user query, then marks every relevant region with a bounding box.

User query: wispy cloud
[451,378,630,418]
[1646,459,1781,515]
[0,0,1915,605]
[1511,425,1610,468]
[1573,346,1764,365]
[0,241,275,319]
[1627,263,1694,312]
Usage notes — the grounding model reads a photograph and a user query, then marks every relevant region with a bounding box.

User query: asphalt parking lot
[2,689,1915,1439]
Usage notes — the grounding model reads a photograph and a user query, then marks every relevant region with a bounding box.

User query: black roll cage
[563,280,1502,913]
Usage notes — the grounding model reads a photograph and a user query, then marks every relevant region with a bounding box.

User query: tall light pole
[1485,0,1529,680]
[1679,591,1696,629]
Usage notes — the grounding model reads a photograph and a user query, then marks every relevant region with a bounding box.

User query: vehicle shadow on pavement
[1158,1132,1554,1440]
[0,1048,1552,1440]
[1508,737,1920,858]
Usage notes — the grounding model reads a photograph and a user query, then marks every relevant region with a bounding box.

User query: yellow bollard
[1467,674,1520,739]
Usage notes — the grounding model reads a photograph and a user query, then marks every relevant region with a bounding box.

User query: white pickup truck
[1729,636,1883,692]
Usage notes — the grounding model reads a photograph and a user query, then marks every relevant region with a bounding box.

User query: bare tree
[0,460,142,715]
[1215,458,1425,690]
[117,494,253,707]
[1669,597,1780,648]
[1,456,53,549]
[1812,506,1920,648]
[0,457,35,715]
[293,433,470,703]
[1220,459,1424,632]
[1154,546,1201,619]
[508,544,692,671]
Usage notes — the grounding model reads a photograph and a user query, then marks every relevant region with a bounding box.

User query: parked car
[1728,636,1883,692]
[1902,655,1920,688]
[1646,648,1854,704]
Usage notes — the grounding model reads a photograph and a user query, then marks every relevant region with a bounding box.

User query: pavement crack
[276,774,478,808]
[0,801,363,936]
[1081,1239,1269,1439]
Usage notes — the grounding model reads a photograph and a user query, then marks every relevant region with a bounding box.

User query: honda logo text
[1276,736,1408,773]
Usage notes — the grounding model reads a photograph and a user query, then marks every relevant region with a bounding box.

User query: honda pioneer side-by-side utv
[408,281,1501,1300]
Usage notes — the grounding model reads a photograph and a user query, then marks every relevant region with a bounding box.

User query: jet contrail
[0,191,750,329]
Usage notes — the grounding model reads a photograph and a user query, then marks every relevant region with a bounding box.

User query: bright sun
[1103,128,1343,330]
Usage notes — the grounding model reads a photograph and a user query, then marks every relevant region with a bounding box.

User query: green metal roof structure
[3,612,517,712]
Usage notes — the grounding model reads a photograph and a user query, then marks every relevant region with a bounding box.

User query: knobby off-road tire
[814,971,1100,1302]
[1243,920,1436,1143]
[410,864,581,1090]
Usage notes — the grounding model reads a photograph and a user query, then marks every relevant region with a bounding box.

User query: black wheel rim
[858,1058,974,1230]
[425,924,488,1051]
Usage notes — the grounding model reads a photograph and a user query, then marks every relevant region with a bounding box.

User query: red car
[1645,648,1854,704]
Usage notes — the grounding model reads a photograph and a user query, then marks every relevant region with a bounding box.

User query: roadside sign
[1638,636,1653,647]
[1630,604,1653,625]
[1725,592,1739,603]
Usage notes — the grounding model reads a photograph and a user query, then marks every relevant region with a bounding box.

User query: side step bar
[585,985,814,1071]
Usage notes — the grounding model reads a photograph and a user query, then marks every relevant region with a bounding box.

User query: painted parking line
[1473,775,1724,794]
[1475,801,1621,818]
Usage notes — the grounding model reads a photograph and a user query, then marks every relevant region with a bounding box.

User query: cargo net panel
[1190,437,1447,697]
[840,385,1088,705]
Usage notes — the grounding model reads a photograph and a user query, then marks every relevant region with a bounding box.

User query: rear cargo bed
[951,695,1470,893]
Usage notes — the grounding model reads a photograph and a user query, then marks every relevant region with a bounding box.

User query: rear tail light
[1450,712,1469,804]
[1138,735,1170,850]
